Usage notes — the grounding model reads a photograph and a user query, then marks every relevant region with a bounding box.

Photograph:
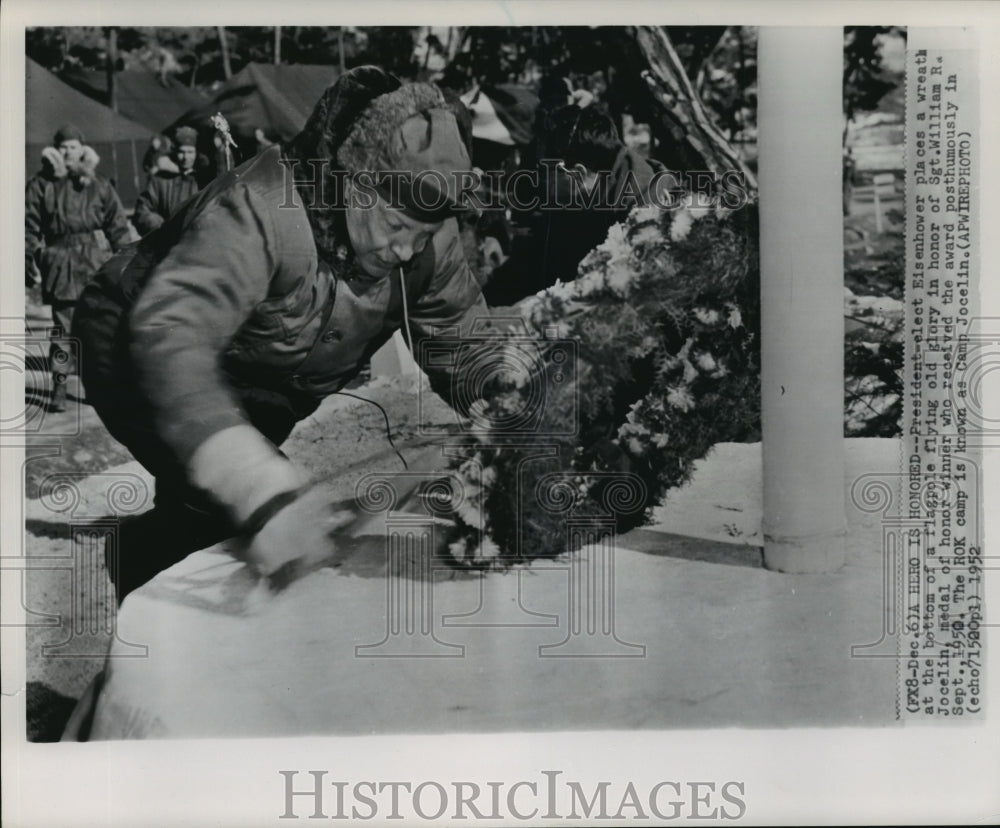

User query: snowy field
[21,377,902,738]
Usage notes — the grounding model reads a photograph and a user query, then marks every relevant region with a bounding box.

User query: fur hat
[173,126,198,148]
[53,123,85,145]
[338,84,473,221]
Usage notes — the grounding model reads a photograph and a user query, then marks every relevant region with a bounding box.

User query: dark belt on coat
[46,230,106,248]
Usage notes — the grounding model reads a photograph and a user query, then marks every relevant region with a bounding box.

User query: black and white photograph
[1,2,997,825]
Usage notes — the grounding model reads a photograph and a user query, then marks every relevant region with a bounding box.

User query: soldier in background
[483,104,663,306]
[25,123,132,411]
[133,126,212,236]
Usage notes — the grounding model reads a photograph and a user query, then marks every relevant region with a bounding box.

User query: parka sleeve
[405,219,501,417]
[132,178,165,236]
[127,184,302,523]
[24,177,46,279]
[101,181,134,251]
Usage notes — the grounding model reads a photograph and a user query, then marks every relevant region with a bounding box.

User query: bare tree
[634,26,756,189]
[217,26,232,79]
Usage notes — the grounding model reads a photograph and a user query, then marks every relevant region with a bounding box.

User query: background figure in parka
[132,126,212,236]
[74,66,493,602]
[484,104,664,306]
[25,123,132,411]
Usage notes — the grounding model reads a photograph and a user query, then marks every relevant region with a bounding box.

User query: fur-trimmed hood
[40,144,101,183]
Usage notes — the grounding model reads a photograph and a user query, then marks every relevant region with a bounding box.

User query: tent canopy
[58,67,209,134]
[26,58,154,145]
[477,83,539,147]
[170,63,340,147]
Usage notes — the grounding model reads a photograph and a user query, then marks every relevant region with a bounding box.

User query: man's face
[344,187,442,279]
[58,139,84,167]
[175,145,197,171]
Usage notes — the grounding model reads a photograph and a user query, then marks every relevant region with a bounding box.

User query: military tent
[58,67,209,134]
[168,63,339,161]
[461,83,539,147]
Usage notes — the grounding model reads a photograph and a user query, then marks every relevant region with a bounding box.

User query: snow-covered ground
[54,382,903,736]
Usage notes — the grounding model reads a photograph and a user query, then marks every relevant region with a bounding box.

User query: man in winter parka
[132,126,212,235]
[74,66,493,601]
[25,124,132,411]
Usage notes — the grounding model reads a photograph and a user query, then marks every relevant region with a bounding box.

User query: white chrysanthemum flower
[666,386,696,411]
[727,306,743,329]
[694,307,720,325]
[631,222,662,246]
[476,535,501,560]
[652,433,670,448]
[547,279,575,302]
[631,204,662,225]
[684,192,716,221]
[669,208,694,242]
[620,420,651,437]
[601,221,629,255]
[604,261,637,296]
[453,496,483,529]
[694,351,718,373]
[457,458,481,483]
[573,268,606,298]
[682,358,699,384]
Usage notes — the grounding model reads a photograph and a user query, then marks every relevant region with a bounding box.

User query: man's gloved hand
[239,486,356,587]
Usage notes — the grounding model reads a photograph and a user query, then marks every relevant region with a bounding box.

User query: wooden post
[634,26,757,189]
[217,26,232,79]
[105,27,118,113]
[758,28,847,573]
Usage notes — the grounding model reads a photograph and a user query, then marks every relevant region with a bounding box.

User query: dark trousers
[50,301,78,372]
[49,302,78,407]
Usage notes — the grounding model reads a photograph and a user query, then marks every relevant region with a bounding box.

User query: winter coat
[132,168,205,236]
[74,66,494,530]
[76,144,488,469]
[24,146,132,304]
